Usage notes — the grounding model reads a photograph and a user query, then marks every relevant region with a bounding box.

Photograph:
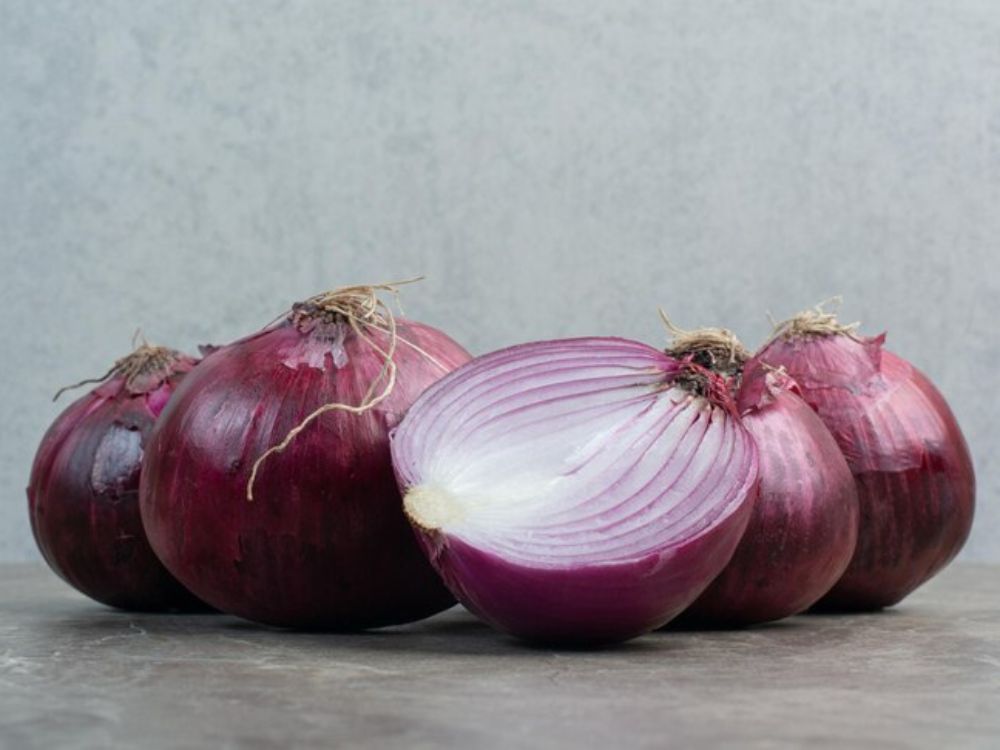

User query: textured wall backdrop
[2,0,998,562]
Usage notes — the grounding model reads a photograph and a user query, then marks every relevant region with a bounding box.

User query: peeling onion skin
[758,333,975,611]
[140,317,470,630]
[27,354,207,612]
[392,338,760,645]
[681,367,859,626]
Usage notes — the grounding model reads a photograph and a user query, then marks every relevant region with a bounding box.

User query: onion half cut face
[392,337,758,644]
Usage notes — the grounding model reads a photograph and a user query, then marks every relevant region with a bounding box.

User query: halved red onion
[758,306,975,610]
[28,344,207,611]
[391,337,759,644]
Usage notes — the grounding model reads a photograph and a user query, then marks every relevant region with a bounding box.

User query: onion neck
[287,281,416,339]
[667,336,749,379]
[661,317,749,407]
[661,312,749,375]
[769,300,860,341]
[53,344,192,402]
[116,345,187,383]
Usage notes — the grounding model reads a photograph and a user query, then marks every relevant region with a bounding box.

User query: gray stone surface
[3,0,1000,563]
[1,563,997,749]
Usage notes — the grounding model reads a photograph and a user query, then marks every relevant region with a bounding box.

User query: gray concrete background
[2,0,997,562]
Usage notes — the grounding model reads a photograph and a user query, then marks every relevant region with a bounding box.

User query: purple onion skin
[759,334,975,611]
[140,318,470,630]
[413,508,756,645]
[28,369,208,612]
[681,382,859,626]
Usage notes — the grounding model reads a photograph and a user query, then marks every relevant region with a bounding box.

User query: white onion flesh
[393,337,757,571]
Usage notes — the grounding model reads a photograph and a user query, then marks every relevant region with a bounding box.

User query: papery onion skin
[27,349,207,611]
[758,331,975,611]
[681,364,859,625]
[392,338,760,645]
[140,312,470,629]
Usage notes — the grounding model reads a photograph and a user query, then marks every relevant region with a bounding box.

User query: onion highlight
[391,337,759,644]
[140,282,471,629]
[757,303,975,610]
[28,343,207,611]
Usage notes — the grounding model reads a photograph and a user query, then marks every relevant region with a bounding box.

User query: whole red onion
[27,344,207,611]
[662,326,859,626]
[757,305,975,611]
[140,283,471,629]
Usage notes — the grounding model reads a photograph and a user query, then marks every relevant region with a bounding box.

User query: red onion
[140,283,471,629]
[662,324,859,625]
[27,344,207,611]
[390,337,759,644]
[757,304,975,610]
